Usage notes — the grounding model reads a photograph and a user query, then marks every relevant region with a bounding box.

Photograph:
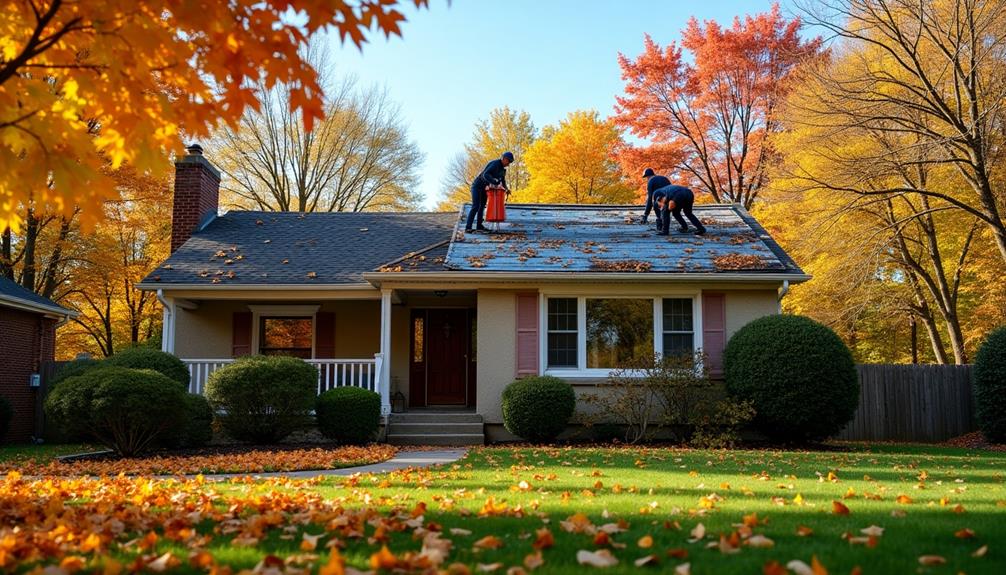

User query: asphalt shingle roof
[0,276,72,314]
[444,204,804,274]
[143,211,456,285]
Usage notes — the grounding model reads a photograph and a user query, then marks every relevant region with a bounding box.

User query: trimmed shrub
[50,357,102,388]
[502,376,575,442]
[204,355,317,443]
[44,366,187,456]
[974,326,1006,443]
[316,387,381,444]
[724,314,858,443]
[105,348,190,389]
[0,396,12,442]
[182,394,215,447]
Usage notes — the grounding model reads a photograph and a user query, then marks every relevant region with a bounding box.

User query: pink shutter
[515,293,539,377]
[232,312,252,357]
[315,312,336,358]
[702,293,726,378]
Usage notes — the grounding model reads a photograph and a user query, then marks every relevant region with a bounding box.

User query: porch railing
[182,357,381,396]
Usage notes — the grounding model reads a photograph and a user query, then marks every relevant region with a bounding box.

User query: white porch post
[378,288,393,415]
[157,289,175,354]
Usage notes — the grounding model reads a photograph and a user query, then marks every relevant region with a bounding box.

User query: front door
[425,309,469,405]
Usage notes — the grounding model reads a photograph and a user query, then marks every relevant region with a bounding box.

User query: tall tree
[614,4,822,209]
[215,59,424,213]
[437,107,537,211]
[515,110,634,205]
[0,0,428,232]
[795,0,1006,265]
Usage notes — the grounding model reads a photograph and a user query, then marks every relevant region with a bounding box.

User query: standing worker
[641,168,671,228]
[465,152,513,233]
[652,184,707,236]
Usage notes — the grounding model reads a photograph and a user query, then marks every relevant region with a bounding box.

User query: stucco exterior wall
[724,290,779,338]
[476,289,519,424]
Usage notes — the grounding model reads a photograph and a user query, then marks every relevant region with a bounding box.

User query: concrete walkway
[183,448,468,481]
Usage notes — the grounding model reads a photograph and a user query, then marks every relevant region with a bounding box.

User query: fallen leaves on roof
[713,254,766,270]
[589,258,653,272]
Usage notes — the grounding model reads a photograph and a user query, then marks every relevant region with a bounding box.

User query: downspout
[777,280,790,314]
[156,289,174,353]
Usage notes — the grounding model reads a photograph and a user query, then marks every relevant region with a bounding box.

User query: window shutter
[702,293,726,378]
[515,293,539,377]
[315,312,335,358]
[232,312,252,357]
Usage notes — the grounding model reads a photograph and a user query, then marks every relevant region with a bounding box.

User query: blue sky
[328,0,795,210]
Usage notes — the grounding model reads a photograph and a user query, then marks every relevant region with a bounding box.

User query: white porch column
[378,288,393,415]
[156,289,175,354]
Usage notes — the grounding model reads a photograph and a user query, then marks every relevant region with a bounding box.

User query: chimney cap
[186,144,204,155]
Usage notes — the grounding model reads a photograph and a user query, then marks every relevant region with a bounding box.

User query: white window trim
[248,304,320,358]
[540,292,703,378]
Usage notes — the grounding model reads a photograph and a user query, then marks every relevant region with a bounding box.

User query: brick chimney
[171,144,221,253]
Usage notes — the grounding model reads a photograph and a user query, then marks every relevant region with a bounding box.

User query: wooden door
[426,309,469,405]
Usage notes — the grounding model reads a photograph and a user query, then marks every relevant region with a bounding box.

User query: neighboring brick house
[0,277,76,443]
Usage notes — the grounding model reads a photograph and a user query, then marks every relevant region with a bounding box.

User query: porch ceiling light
[434,290,448,298]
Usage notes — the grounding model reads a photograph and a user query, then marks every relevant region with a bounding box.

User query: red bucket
[485,186,507,223]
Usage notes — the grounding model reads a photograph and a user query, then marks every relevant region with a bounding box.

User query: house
[138,147,809,444]
[0,276,76,443]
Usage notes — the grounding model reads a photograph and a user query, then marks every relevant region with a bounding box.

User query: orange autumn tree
[0,0,427,232]
[614,4,821,209]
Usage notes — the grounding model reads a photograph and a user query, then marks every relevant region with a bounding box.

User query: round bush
[44,366,187,456]
[502,376,575,442]
[50,357,102,387]
[204,355,317,443]
[105,348,190,389]
[316,387,380,444]
[974,326,1006,443]
[724,314,858,443]
[181,394,214,447]
[0,396,12,442]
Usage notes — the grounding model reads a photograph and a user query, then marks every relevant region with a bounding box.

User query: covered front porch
[160,288,477,415]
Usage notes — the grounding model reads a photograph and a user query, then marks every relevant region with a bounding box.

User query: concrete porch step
[385,411,484,445]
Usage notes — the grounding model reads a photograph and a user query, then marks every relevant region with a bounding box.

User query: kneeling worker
[641,168,670,228]
[653,184,707,236]
[465,151,513,233]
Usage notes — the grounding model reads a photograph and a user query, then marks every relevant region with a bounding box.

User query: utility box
[29,373,41,388]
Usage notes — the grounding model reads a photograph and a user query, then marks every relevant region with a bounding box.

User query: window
[260,317,313,358]
[587,299,654,368]
[662,298,695,356]
[412,316,425,362]
[547,298,577,368]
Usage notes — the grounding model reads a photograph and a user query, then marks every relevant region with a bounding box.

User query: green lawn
[0,443,98,469]
[198,444,1006,574]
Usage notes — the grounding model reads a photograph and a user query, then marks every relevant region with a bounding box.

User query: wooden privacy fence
[836,364,976,442]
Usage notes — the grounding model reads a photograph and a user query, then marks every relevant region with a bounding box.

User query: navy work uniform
[642,174,671,226]
[654,185,706,236]
[465,159,508,232]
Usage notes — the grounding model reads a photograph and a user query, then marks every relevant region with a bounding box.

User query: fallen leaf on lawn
[577,549,619,567]
[634,554,659,567]
[667,548,689,559]
[301,532,323,551]
[474,535,504,550]
[688,523,705,543]
[524,551,544,570]
[763,561,787,575]
[638,535,654,548]
[561,513,594,534]
[593,532,611,547]
[787,556,828,575]
[746,535,775,548]
[859,525,884,537]
[146,553,179,573]
[832,501,850,515]
[451,528,473,536]
[674,562,691,575]
[972,545,988,558]
[532,528,554,550]
[918,555,946,566]
[370,545,398,570]
[895,494,913,505]
[188,551,214,570]
[955,528,975,539]
[796,525,814,537]
[319,549,345,575]
[506,568,527,575]
[477,563,503,572]
[446,563,472,575]
[952,504,966,514]
[890,509,907,518]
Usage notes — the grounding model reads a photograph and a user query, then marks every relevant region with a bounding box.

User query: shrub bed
[724,314,858,443]
[502,376,575,442]
[974,326,1006,443]
[205,355,317,443]
[104,348,190,388]
[44,366,188,456]
[316,387,381,444]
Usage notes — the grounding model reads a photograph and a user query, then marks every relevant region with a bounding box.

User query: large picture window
[586,299,654,368]
[547,298,578,368]
[260,317,313,358]
[662,298,695,356]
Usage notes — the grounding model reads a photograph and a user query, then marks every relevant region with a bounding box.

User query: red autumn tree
[614,4,822,209]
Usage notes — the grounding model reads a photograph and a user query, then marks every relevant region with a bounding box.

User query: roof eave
[135,282,377,292]
[362,270,812,285]
[0,293,78,318]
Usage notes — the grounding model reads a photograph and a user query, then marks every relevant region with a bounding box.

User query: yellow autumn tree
[514,110,634,205]
[0,0,427,232]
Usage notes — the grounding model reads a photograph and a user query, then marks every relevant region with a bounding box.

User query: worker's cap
[642,167,655,178]
[502,151,515,162]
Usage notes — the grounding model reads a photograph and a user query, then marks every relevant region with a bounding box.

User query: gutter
[362,271,812,286]
[136,282,377,292]
[0,293,78,318]
[778,280,790,302]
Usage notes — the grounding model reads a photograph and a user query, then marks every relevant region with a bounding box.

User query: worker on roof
[465,151,513,233]
[653,184,707,236]
[641,168,670,229]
